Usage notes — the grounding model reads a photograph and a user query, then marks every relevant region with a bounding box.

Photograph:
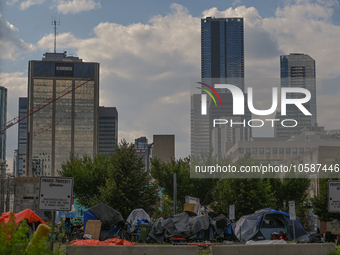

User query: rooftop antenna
[52,15,60,53]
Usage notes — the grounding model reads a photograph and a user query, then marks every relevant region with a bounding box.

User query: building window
[266,148,271,154]
[252,148,257,154]
[246,148,251,154]
[259,148,264,154]
[299,148,304,154]
[272,148,277,154]
[239,148,244,154]
[305,148,311,151]
[279,148,284,154]
[292,148,297,154]
[286,148,291,154]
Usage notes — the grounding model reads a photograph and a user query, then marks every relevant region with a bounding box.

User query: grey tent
[234,208,309,242]
[126,208,151,231]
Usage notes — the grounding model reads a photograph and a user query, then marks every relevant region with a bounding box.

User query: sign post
[38,177,74,251]
[289,200,296,243]
[229,204,235,221]
[328,181,340,212]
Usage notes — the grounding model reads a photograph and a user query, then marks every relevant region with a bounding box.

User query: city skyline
[1,1,340,171]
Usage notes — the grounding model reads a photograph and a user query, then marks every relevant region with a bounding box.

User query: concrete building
[153,135,175,163]
[135,136,151,170]
[275,53,316,137]
[17,97,27,177]
[13,177,40,213]
[0,86,7,175]
[99,106,118,155]
[226,135,340,164]
[27,52,99,177]
[13,150,18,177]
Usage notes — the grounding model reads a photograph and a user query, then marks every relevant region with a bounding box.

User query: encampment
[234,208,309,242]
[126,208,151,231]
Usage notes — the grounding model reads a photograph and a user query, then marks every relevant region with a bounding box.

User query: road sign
[229,204,235,220]
[289,200,296,220]
[328,180,340,213]
[38,177,74,211]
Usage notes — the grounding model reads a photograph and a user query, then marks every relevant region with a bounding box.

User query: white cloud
[19,0,45,10]
[0,12,35,60]
[52,0,101,14]
[6,0,19,5]
[31,2,340,157]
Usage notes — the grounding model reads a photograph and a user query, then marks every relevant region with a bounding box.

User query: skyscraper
[275,53,316,137]
[27,52,99,177]
[0,86,7,175]
[201,17,244,91]
[99,106,118,155]
[191,17,245,157]
[17,97,27,177]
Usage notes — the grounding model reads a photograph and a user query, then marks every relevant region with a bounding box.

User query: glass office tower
[201,17,244,91]
[275,53,316,137]
[0,86,7,175]
[17,97,27,177]
[27,52,99,176]
[99,106,118,155]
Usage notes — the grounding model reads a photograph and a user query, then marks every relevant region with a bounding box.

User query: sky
[1,0,340,171]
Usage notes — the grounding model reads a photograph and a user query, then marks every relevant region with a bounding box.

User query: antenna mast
[52,15,60,53]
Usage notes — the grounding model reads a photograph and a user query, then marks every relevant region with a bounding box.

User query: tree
[58,154,110,208]
[59,139,158,219]
[151,156,219,209]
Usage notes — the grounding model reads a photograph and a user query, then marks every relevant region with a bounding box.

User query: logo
[198,83,312,128]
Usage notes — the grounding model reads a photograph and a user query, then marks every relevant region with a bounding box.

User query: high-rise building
[275,53,316,137]
[17,97,27,177]
[135,136,151,170]
[201,17,244,91]
[153,135,175,163]
[0,86,7,175]
[191,17,245,157]
[27,52,99,177]
[99,106,118,155]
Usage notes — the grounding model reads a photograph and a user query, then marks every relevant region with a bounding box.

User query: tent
[126,208,151,231]
[234,208,309,242]
[0,209,45,225]
[147,211,215,243]
[83,203,124,231]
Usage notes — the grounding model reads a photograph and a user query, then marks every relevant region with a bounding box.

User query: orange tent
[0,209,45,224]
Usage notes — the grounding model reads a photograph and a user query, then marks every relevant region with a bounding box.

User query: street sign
[229,204,235,220]
[328,180,340,213]
[289,200,296,220]
[38,177,74,211]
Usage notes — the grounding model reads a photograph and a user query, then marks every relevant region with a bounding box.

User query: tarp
[212,214,230,235]
[126,209,151,231]
[88,203,124,230]
[0,209,45,224]
[83,210,99,233]
[147,211,214,243]
[234,208,309,242]
[34,211,49,222]
[71,238,135,246]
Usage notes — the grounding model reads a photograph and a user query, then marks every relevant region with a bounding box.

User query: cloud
[30,2,340,158]
[52,0,101,14]
[19,0,45,10]
[0,12,35,60]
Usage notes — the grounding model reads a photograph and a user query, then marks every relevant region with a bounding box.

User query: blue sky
[1,0,340,171]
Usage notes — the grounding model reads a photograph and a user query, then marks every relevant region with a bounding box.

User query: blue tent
[234,208,309,242]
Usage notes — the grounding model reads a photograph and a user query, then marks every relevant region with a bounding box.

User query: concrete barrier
[211,243,336,255]
[66,245,199,255]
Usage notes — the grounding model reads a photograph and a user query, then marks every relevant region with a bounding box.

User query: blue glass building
[201,17,244,91]
[27,52,99,176]
[0,86,7,174]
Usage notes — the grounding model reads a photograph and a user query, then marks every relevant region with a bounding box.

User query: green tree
[60,139,158,219]
[151,156,219,209]
[58,154,110,208]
